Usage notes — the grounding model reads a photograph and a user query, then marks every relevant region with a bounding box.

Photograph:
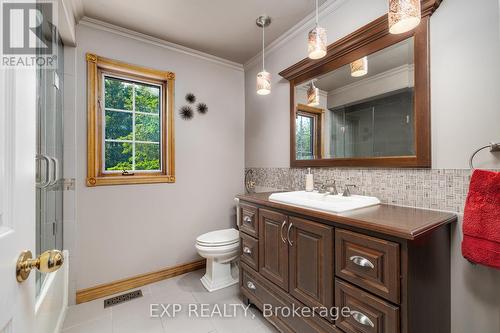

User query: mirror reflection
[295,37,415,160]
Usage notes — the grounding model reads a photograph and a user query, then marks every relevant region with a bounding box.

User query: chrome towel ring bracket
[469,142,500,170]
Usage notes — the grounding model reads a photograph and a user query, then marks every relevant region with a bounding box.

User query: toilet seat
[195,228,240,292]
[196,228,239,247]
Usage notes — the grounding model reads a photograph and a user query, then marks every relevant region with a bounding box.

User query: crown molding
[243,0,349,70]
[79,17,244,72]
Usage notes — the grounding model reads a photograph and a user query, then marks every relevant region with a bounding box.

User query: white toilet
[195,228,240,292]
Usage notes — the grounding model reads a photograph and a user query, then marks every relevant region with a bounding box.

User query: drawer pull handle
[351,310,374,328]
[243,246,252,254]
[287,223,293,246]
[349,255,374,269]
[247,281,256,290]
[280,221,287,243]
[243,216,252,224]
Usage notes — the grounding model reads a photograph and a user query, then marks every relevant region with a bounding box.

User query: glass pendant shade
[256,15,271,95]
[350,57,368,77]
[388,0,421,34]
[256,71,271,95]
[307,83,320,106]
[308,26,327,60]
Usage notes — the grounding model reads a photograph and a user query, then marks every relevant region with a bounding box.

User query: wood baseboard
[76,259,206,304]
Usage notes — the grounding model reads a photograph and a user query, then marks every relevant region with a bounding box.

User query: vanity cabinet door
[259,209,289,291]
[288,216,334,313]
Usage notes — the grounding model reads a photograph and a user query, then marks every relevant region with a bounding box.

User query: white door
[0,65,37,332]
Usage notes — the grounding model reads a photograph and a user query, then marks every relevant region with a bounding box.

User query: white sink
[269,191,380,214]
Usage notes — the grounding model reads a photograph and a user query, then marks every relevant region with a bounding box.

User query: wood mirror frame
[279,0,442,168]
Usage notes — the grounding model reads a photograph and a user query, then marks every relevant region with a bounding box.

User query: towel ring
[469,143,500,170]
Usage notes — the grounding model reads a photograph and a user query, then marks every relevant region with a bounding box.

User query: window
[86,53,175,186]
[295,104,324,160]
[296,112,315,160]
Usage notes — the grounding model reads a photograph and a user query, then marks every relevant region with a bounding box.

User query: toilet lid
[196,228,239,246]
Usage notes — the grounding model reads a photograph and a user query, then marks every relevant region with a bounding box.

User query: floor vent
[104,290,143,308]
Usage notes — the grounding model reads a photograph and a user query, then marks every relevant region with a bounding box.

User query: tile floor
[62,269,278,333]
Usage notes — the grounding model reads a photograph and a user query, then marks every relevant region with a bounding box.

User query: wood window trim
[296,104,324,159]
[86,53,175,186]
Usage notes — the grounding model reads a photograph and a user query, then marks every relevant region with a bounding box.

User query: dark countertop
[236,192,457,240]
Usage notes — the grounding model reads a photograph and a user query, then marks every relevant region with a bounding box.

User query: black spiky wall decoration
[185,93,196,104]
[179,92,208,120]
[179,105,194,120]
[197,103,208,115]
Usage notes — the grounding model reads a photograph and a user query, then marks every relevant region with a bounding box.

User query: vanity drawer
[241,263,341,333]
[239,203,258,237]
[335,279,399,333]
[335,229,400,303]
[240,232,259,271]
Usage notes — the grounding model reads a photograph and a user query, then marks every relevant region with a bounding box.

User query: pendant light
[388,0,421,34]
[308,0,327,60]
[307,80,320,106]
[350,57,368,77]
[256,16,271,95]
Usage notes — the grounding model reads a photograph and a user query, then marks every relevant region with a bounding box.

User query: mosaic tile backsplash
[246,168,476,213]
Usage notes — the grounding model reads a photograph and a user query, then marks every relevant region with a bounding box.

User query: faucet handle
[343,184,357,197]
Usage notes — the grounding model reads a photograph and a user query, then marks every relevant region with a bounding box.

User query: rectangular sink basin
[269,191,381,214]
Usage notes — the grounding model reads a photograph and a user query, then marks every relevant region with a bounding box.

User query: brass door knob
[16,250,64,282]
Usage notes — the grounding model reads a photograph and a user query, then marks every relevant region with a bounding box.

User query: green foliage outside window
[104,77,161,171]
[296,115,314,160]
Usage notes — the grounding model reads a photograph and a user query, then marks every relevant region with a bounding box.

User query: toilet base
[200,259,238,292]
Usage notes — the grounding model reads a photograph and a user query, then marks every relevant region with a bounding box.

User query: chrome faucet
[324,180,338,195]
[343,184,357,197]
[314,182,328,194]
[315,180,338,195]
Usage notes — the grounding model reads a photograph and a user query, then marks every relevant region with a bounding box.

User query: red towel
[461,169,500,269]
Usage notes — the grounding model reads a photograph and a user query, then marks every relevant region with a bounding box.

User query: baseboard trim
[76,259,206,304]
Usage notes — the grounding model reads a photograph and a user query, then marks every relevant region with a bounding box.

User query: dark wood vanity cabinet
[259,208,289,290]
[288,216,333,312]
[237,193,456,333]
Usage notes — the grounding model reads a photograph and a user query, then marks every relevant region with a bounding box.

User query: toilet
[195,228,240,292]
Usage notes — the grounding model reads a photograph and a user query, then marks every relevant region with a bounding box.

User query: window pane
[135,114,160,142]
[135,143,160,171]
[105,111,133,140]
[105,142,132,171]
[104,77,133,110]
[135,84,160,114]
[296,115,314,160]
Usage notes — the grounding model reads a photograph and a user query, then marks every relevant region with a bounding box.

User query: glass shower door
[35,21,64,296]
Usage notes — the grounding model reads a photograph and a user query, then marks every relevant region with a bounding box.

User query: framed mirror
[280,11,436,168]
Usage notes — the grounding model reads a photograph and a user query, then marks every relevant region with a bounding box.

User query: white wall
[431,0,500,169]
[69,23,245,291]
[245,0,500,169]
[244,0,500,332]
